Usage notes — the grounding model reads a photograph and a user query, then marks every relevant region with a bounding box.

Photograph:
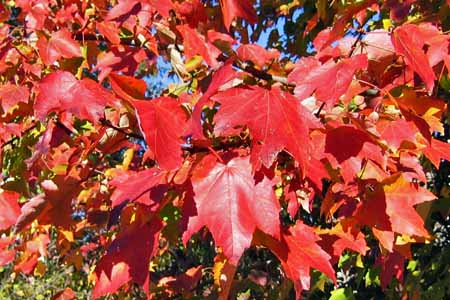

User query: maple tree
[0,0,450,299]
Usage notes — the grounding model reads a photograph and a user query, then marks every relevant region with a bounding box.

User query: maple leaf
[236,44,279,69]
[340,30,395,82]
[324,125,385,182]
[133,97,188,170]
[256,222,336,299]
[318,222,368,262]
[288,54,368,106]
[14,194,48,233]
[187,155,280,265]
[37,29,82,65]
[0,83,29,114]
[109,168,168,208]
[219,0,257,30]
[92,218,162,299]
[382,174,436,237]
[157,266,203,295]
[213,86,320,173]
[376,250,405,289]
[94,46,148,82]
[35,71,117,123]
[105,0,139,21]
[391,24,436,92]
[423,138,450,168]
[25,120,56,168]
[377,118,417,151]
[0,191,21,231]
[97,22,121,45]
[356,174,435,250]
[187,62,237,139]
[109,73,147,101]
[177,25,220,67]
[0,237,15,266]
[52,288,76,300]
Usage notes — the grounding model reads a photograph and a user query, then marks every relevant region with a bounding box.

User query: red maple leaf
[177,25,220,67]
[377,118,417,151]
[0,191,21,231]
[423,138,450,168]
[37,29,82,65]
[213,86,320,173]
[186,155,280,264]
[133,97,188,170]
[34,71,118,123]
[187,62,237,139]
[236,44,279,69]
[219,0,257,30]
[383,174,436,237]
[256,222,336,299]
[376,250,405,289]
[392,24,436,92]
[289,55,368,106]
[109,168,168,208]
[0,83,29,114]
[92,219,163,299]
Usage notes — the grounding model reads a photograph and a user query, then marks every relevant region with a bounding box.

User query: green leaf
[329,288,355,300]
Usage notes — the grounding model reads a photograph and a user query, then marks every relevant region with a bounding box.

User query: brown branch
[233,61,294,87]
[99,118,146,141]
[73,33,136,47]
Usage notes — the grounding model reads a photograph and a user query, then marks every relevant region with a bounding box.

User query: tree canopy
[0,0,450,299]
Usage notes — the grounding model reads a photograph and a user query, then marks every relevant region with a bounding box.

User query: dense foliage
[0,0,450,299]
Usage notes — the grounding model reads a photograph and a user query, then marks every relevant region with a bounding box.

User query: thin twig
[99,118,145,141]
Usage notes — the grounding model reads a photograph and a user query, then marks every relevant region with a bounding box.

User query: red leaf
[97,22,121,45]
[133,97,188,170]
[377,118,417,151]
[357,174,435,245]
[14,194,49,233]
[0,83,29,113]
[178,25,220,67]
[109,72,147,101]
[392,24,436,92]
[377,250,405,289]
[25,120,56,168]
[109,168,168,208]
[105,0,139,21]
[256,222,336,299]
[383,174,436,237]
[0,191,21,231]
[158,266,203,294]
[37,29,82,65]
[188,155,280,264]
[0,237,15,266]
[236,44,279,69]
[219,0,257,30]
[52,288,76,300]
[423,138,450,168]
[35,71,117,123]
[325,125,384,171]
[92,219,163,299]
[289,55,368,106]
[187,62,237,139]
[319,223,368,261]
[213,86,320,173]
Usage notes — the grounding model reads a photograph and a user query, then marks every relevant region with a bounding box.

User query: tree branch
[99,118,146,141]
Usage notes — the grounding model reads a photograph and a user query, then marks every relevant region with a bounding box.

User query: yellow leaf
[34,260,47,277]
[382,19,392,30]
